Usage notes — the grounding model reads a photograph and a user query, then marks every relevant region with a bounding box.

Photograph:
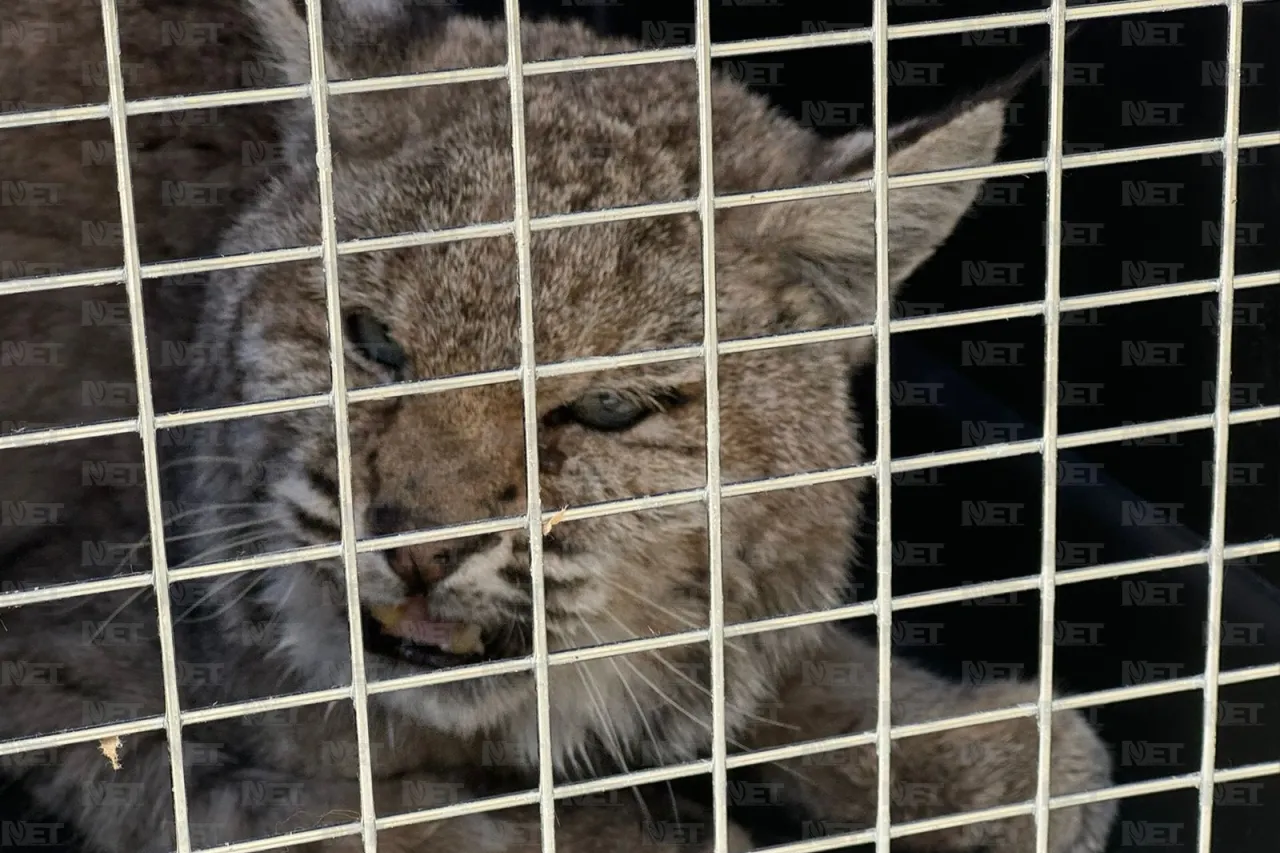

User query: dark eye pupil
[595,392,625,412]
[570,390,646,431]
[345,312,407,373]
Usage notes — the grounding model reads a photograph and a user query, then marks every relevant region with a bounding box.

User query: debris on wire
[98,736,122,771]
[542,506,569,535]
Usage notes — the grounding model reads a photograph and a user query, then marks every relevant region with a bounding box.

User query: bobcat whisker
[170,569,266,626]
[603,612,815,788]
[595,574,749,656]
[156,454,255,473]
[576,615,683,825]
[161,501,279,527]
[600,610,804,741]
[73,521,287,641]
[159,531,294,629]
[169,515,290,543]
[569,661,655,826]
[71,503,286,597]
[174,527,289,572]
[115,510,284,580]
[582,613,707,736]
[629,636,799,733]
[172,571,270,626]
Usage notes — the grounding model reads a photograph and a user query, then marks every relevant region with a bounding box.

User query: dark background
[4,1,1278,851]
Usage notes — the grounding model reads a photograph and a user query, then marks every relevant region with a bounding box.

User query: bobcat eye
[345,311,407,374]
[567,390,650,431]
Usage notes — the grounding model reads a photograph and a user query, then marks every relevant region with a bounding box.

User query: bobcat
[0,1,1117,852]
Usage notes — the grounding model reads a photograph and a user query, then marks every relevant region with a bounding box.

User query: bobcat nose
[384,536,496,586]
[368,503,497,588]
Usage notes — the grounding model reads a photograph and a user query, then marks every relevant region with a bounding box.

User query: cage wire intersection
[0,0,1278,852]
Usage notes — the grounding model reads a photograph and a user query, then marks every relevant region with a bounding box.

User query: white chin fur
[375,675,532,740]
[265,539,694,775]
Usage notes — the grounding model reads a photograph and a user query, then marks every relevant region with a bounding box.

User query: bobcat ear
[729,90,1011,325]
[244,0,449,84]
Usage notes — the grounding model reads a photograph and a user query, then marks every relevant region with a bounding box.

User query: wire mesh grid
[0,0,1277,852]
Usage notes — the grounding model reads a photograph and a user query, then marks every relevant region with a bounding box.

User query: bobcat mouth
[359,601,492,670]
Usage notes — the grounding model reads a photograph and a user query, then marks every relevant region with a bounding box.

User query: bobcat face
[185,1,1008,770]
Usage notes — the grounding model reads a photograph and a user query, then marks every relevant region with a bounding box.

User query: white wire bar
[2,259,1278,457]
[2,317,1278,463]
[870,1,894,851]
[95,2,194,850]
[1033,3,1069,850]
[5,650,1275,765]
[690,0,732,850]
[2,0,1275,136]
[2,405,1277,614]
[497,1,560,850]
[66,756,1276,853]
[1197,2,1246,851]
[8,534,1276,749]
[4,130,1279,303]
[299,1,382,850]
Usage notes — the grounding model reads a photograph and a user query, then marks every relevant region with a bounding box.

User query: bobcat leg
[743,626,1115,853]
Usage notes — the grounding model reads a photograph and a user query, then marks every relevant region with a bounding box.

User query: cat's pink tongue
[382,596,460,646]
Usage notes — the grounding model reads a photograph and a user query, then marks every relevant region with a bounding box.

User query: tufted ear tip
[808,86,1016,187]
[718,72,1029,331]
[809,88,1013,276]
[806,50,1045,187]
